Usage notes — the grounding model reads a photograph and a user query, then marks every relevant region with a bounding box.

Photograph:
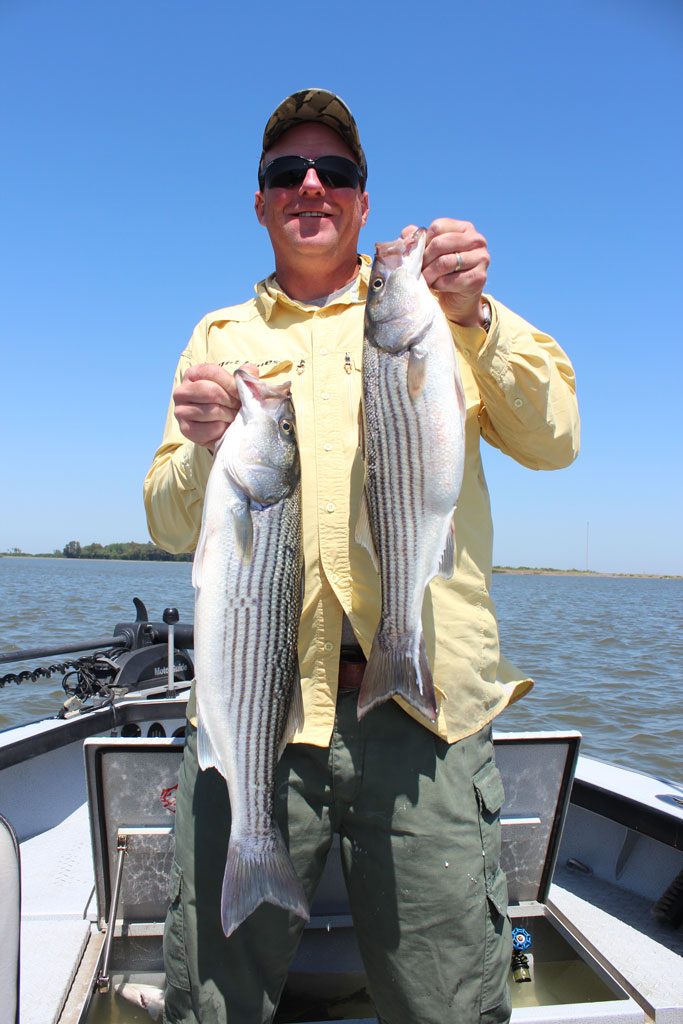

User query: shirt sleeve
[143,326,214,554]
[449,297,580,470]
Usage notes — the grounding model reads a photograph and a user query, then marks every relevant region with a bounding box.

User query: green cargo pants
[163,691,512,1024]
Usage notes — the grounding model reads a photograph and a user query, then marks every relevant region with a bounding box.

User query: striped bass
[193,368,308,937]
[357,228,466,722]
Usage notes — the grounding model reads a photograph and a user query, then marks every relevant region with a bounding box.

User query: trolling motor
[0,598,194,716]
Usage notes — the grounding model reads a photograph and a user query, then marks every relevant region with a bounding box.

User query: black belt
[338,645,366,690]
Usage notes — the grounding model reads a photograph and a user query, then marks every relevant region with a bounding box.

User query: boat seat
[0,813,20,1024]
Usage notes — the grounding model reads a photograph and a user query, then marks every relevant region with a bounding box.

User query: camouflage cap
[259,88,367,189]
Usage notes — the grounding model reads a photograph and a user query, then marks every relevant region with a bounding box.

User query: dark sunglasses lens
[314,158,360,189]
[264,158,307,189]
[264,156,360,190]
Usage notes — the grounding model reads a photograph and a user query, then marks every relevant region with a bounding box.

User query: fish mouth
[375,228,426,272]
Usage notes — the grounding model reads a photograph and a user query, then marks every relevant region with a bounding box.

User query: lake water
[1,557,681,785]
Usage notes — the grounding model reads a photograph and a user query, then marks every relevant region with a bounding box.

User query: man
[144,89,579,1024]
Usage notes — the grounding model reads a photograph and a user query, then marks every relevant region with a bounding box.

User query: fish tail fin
[357,628,437,722]
[221,832,309,938]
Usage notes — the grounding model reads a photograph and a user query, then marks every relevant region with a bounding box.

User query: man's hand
[402,219,490,328]
[173,363,259,449]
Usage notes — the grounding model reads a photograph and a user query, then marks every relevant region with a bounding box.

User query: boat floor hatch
[75,732,645,1023]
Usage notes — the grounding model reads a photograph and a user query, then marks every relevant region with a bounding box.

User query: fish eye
[372,277,384,290]
[280,418,294,436]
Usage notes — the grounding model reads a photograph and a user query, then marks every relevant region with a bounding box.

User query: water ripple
[0,560,681,785]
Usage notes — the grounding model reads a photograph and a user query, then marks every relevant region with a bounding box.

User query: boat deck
[550,867,683,1024]
[3,711,681,1024]
[16,798,683,1024]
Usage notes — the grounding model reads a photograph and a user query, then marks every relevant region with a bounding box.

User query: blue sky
[1,0,681,574]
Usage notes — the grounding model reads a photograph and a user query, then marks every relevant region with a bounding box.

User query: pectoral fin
[407,348,428,399]
[232,500,253,562]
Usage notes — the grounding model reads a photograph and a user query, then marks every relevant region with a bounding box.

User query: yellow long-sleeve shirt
[144,256,579,746]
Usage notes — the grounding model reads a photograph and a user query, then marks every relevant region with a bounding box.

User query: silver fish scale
[362,343,435,632]
[220,485,302,839]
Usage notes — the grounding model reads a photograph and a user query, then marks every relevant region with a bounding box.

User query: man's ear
[360,191,370,227]
[254,191,266,225]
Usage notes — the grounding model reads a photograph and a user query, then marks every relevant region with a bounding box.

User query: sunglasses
[260,155,363,192]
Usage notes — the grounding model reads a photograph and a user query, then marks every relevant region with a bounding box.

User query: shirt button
[321,392,330,401]
[326,502,336,513]
[319,347,328,355]
[324,642,334,652]
[514,398,524,408]
[323,443,333,452]
[464,349,471,357]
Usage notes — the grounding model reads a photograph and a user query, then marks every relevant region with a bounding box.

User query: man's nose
[298,168,325,195]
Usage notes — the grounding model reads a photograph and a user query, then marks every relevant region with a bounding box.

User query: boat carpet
[21,918,90,1024]
[550,867,683,1024]
[20,801,95,1023]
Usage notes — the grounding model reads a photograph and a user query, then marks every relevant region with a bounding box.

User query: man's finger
[424,231,487,267]
[183,363,234,392]
[175,401,236,423]
[174,377,239,410]
[425,218,471,243]
[239,362,260,376]
[423,246,490,287]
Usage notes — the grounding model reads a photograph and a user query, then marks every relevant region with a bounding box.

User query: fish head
[227,369,301,505]
[365,228,430,352]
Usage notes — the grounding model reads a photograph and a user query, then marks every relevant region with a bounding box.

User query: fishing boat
[1,601,681,1024]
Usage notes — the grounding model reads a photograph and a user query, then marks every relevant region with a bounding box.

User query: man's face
[254,123,369,270]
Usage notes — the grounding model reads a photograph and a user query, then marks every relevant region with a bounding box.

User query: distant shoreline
[493,567,682,580]
[1,553,680,579]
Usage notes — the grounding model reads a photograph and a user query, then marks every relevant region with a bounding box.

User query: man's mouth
[294,211,331,218]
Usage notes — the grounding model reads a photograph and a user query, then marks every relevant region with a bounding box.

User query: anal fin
[197,703,226,777]
[278,672,305,758]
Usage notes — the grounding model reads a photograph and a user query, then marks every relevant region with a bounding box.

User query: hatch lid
[85,737,184,929]
[494,730,581,905]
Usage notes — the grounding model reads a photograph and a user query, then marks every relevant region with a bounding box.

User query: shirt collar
[255,255,371,321]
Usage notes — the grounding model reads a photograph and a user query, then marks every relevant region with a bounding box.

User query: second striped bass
[357,228,466,723]
[193,368,308,937]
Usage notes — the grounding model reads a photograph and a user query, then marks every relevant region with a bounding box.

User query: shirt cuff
[176,441,213,492]
[447,294,498,363]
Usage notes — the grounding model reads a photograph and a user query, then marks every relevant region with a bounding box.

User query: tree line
[62,540,191,562]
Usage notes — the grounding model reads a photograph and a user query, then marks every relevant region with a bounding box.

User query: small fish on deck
[115,981,165,1020]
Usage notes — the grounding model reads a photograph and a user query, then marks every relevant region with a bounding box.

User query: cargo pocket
[163,860,191,993]
[473,762,512,1021]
